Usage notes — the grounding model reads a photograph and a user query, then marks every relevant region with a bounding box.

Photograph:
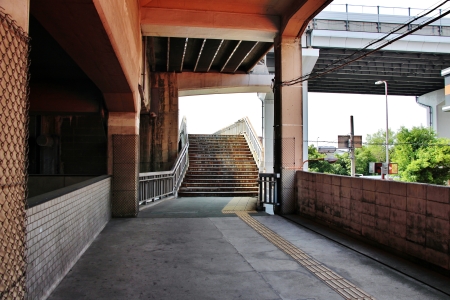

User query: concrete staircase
[178,134,259,197]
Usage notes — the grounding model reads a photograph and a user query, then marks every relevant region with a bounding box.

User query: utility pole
[350,116,356,177]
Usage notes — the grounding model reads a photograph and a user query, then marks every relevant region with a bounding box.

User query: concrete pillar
[301,48,320,171]
[273,36,303,214]
[148,72,179,171]
[108,112,139,217]
[0,0,30,297]
[139,114,151,172]
[263,92,274,173]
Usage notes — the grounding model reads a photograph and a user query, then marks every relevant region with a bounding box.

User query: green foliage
[307,145,350,175]
[365,128,396,162]
[308,126,450,185]
[391,127,450,185]
[355,147,377,175]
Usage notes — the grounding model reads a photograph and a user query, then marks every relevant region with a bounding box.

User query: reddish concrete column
[148,72,179,171]
[108,112,139,217]
[274,36,303,214]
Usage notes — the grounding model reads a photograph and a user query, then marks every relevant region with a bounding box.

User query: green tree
[307,145,350,175]
[365,128,396,162]
[355,146,377,175]
[307,145,332,173]
[391,126,450,185]
[329,152,351,175]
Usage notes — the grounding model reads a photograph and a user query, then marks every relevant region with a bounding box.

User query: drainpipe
[260,98,264,142]
[260,97,265,172]
[416,96,433,128]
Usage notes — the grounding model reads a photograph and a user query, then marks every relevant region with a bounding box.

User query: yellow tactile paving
[235,212,376,300]
[221,197,257,213]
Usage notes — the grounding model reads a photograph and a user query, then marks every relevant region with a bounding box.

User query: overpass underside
[308,49,450,96]
[307,10,450,96]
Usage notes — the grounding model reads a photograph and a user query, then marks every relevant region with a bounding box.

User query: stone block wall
[26,177,111,299]
[296,171,450,271]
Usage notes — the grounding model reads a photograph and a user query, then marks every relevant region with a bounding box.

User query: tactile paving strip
[236,212,376,300]
[222,197,257,214]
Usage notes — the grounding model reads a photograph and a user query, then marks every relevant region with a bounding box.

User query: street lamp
[375,80,389,177]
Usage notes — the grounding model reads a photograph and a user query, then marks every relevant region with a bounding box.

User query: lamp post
[375,80,389,178]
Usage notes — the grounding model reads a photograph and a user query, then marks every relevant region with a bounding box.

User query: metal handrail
[138,117,189,205]
[257,173,278,210]
[322,4,450,18]
[213,117,264,171]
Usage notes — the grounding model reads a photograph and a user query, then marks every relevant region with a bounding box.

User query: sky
[179,0,447,146]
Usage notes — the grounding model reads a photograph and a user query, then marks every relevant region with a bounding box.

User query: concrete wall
[26,177,111,300]
[28,115,107,175]
[296,171,450,272]
[28,175,96,198]
[417,88,450,140]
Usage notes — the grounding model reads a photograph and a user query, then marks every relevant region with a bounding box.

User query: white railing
[138,117,189,205]
[322,3,450,18]
[214,117,264,172]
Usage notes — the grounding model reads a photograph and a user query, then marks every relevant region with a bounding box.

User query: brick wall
[26,177,111,299]
[297,171,450,271]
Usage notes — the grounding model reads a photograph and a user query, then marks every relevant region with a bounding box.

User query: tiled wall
[296,171,450,271]
[26,177,111,300]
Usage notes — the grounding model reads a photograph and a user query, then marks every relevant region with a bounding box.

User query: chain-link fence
[0,8,30,300]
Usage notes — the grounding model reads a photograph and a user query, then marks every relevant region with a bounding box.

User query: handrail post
[138,118,189,205]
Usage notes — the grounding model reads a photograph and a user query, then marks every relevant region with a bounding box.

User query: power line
[305,140,450,147]
[284,1,449,85]
[276,0,450,88]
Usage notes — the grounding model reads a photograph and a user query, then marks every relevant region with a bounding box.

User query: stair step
[184,175,258,179]
[189,155,253,157]
[187,171,257,175]
[183,178,257,183]
[190,143,248,146]
[189,161,256,165]
[189,165,257,169]
[178,191,258,197]
[189,158,254,161]
[180,134,259,197]
[179,187,258,192]
[189,151,251,154]
[188,166,257,170]
[181,182,258,188]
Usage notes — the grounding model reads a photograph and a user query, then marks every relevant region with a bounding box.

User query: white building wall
[417,88,450,139]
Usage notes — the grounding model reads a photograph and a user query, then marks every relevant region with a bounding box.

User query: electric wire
[276,0,450,88]
[281,0,450,85]
[304,140,450,147]
[285,1,450,84]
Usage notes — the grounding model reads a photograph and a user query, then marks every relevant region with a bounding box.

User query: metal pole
[384,81,389,166]
[375,80,389,179]
[383,81,389,179]
[350,116,356,177]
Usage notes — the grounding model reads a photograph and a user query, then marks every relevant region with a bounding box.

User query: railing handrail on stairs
[213,117,264,172]
[138,117,189,205]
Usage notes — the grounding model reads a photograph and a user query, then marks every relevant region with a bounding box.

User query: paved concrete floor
[48,197,450,300]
